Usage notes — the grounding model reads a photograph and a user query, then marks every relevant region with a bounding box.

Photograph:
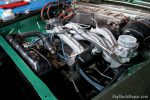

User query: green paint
[0,12,57,100]
[0,35,57,100]
[0,14,46,36]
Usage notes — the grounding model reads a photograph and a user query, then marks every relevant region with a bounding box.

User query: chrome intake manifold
[46,19,138,68]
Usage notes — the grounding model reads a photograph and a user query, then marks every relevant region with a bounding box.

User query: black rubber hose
[20,31,55,54]
[121,20,150,42]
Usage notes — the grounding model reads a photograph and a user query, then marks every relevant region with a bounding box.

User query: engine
[5,2,150,100]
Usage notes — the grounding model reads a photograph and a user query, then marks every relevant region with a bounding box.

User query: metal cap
[118,35,137,48]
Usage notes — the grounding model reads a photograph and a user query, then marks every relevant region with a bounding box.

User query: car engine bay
[0,1,150,100]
